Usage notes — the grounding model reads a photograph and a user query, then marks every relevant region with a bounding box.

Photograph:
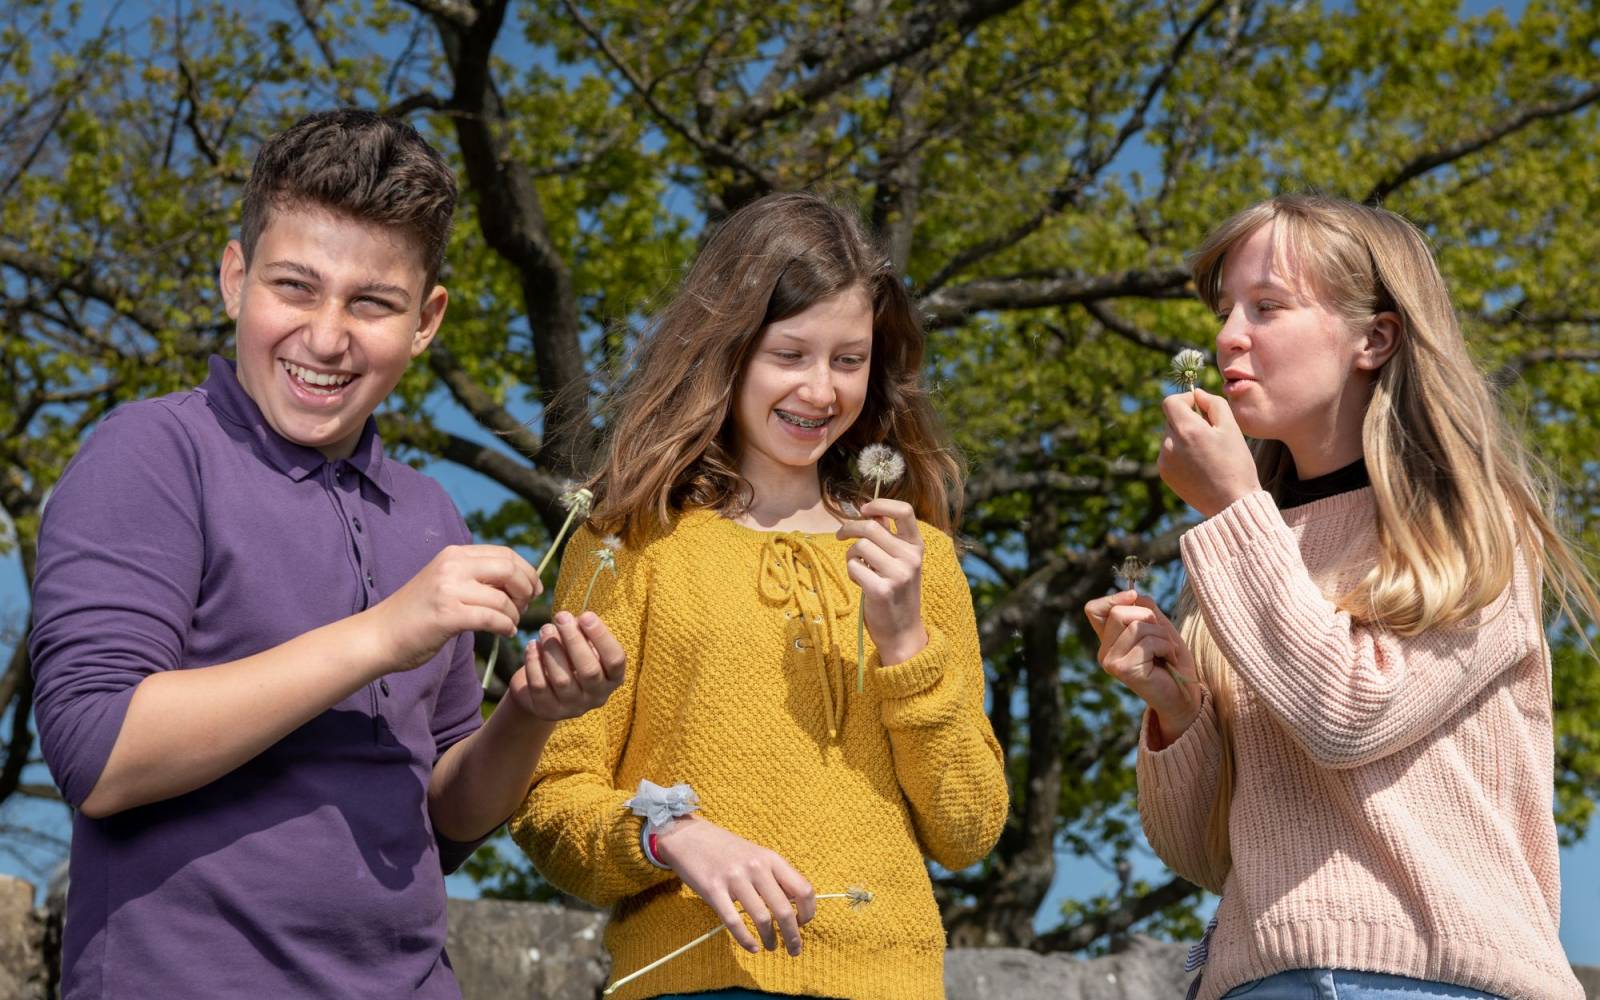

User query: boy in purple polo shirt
[29,109,622,999]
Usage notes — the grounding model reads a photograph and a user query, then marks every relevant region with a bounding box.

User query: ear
[410,284,449,357]
[218,240,247,320]
[1356,310,1401,371]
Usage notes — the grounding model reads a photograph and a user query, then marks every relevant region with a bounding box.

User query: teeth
[281,360,354,389]
[777,410,828,429]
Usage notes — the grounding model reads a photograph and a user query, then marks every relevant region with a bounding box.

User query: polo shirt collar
[197,355,396,498]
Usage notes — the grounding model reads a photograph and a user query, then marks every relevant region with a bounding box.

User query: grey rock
[0,876,46,1000]
[447,897,610,1000]
[945,936,1192,1000]
[1575,964,1600,1000]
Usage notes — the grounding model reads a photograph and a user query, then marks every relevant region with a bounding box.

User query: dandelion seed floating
[581,535,622,613]
[854,444,906,693]
[602,886,875,996]
[482,487,596,689]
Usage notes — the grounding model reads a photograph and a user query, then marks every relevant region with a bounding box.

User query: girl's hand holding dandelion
[1159,350,1260,518]
[1083,585,1201,747]
[650,815,818,956]
[506,609,626,722]
[840,445,925,689]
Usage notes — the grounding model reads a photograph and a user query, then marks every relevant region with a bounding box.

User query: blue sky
[5,0,1594,969]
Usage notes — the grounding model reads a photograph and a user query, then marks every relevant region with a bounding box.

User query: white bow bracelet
[624,779,700,868]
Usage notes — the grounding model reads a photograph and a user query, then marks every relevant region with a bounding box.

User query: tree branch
[1081,299,1198,356]
[1033,874,1201,952]
[918,267,1192,329]
[425,344,544,461]
[1364,82,1600,204]
[400,0,478,27]
[380,413,563,512]
[1492,347,1600,386]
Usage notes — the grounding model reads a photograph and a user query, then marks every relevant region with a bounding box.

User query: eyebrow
[263,260,413,305]
[767,331,872,349]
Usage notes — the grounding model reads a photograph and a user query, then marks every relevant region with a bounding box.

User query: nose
[1215,305,1249,360]
[794,362,837,411]
[303,300,351,360]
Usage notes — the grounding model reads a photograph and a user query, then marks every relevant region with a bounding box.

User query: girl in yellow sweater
[510,192,1008,1000]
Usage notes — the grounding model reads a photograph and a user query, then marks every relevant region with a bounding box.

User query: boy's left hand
[508,610,625,721]
[837,498,927,665]
[1158,387,1261,518]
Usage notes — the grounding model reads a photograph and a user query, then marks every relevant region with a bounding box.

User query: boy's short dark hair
[240,108,457,288]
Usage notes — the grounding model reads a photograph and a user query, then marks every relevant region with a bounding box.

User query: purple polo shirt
[30,356,486,999]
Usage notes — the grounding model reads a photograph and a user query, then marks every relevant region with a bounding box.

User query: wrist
[876,623,929,666]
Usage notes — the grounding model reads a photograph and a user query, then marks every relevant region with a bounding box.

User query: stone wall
[3,876,1597,999]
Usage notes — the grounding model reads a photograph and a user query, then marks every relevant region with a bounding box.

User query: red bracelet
[648,831,659,860]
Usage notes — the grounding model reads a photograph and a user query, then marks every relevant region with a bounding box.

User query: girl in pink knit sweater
[1085,195,1599,1000]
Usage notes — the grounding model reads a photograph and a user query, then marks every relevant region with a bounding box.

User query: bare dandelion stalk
[581,536,621,613]
[854,445,906,693]
[603,887,874,996]
[482,487,595,689]
[1115,554,1192,687]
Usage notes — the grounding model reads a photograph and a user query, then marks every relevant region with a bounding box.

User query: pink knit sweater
[1138,488,1579,1000]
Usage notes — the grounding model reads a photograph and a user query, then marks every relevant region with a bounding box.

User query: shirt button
[352,516,363,533]
[379,679,390,697]
[365,572,374,588]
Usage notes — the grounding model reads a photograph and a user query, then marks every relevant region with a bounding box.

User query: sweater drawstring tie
[758,534,854,738]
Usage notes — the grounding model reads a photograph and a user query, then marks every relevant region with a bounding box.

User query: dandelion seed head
[1116,555,1149,590]
[845,886,874,909]
[1170,349,1209,391]
[595,547,617,572]
[560,487,595,516]
[856,444,905,487]
[600,534,622,551]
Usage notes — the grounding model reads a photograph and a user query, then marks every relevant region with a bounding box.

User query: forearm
[428,703,555,842]
[79,609,391,818]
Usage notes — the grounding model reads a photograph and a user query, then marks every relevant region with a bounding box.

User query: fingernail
[555,611,572,625]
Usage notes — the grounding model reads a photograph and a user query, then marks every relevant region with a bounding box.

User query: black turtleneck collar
[1279,457,1369,510]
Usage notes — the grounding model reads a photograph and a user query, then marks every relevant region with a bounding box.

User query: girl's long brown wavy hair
[584,191,963,544]
[1178,194,1600,874]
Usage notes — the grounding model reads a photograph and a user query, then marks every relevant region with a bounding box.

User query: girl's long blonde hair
[584,192,962,544]
[1181,194,1600,870]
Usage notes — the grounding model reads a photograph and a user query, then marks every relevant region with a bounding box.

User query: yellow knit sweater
[510,509,1008,1000]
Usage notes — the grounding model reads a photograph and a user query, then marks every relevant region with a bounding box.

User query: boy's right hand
[652,815,817,956]
[375,545,541,673]
[1084,591,1201,740]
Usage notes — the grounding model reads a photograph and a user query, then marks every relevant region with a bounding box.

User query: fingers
[708,889,762,953]
[749,868,803,955]
[856,498,921,546]
[577,612,627,683]
[552,611,603,689]
[775,863,817,927]
[1191,386,1236,430]
[1084,590,1141,640]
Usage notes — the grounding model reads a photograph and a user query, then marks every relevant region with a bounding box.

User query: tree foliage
[2,0,1597,951]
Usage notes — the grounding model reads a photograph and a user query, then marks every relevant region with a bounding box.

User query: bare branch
[400,0,478,27]
[1493,347,1600,386]
[964,459,1160,508]
[918,267,1193,329]
[380,413,564,512]
[425,345,544,461]
[1082,299,1198,356]
[728,0,1028,135]
[1364,82,1600,204]
[1033,874,1201,952]
[923,0,1227,291]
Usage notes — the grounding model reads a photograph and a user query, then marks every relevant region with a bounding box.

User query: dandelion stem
[581,563,606,612]
[536,506,583,577]
[603,889,872,996]
[856,482,881,693]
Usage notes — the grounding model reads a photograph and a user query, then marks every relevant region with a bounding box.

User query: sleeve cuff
[873,625,949,700]
[1179,489,1287,573]
[1137,687,1220,786]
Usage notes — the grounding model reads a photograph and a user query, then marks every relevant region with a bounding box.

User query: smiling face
[731,285,874,490]
[1214,221,1390,477]
[218,204,447,459]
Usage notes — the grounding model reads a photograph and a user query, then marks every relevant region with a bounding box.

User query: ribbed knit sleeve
[509,525,675,906]
[1134,688,1228,894]
[876,528,1009,871]
[1180,490,1543,770]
